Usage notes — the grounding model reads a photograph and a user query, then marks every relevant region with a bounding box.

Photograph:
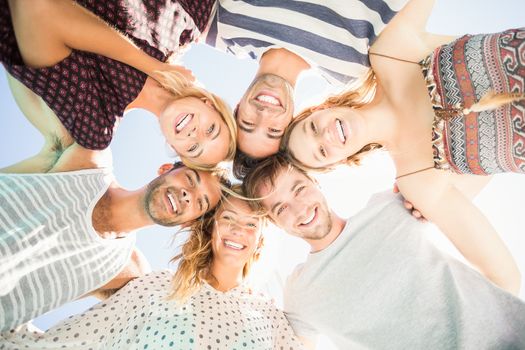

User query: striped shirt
[206,0,408,86]
[0,169,135,331]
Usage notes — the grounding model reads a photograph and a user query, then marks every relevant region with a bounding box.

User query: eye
[319,146,327,158]
[276,205,286,216]
[310,121,317,134]
[207,123,215,135]
[186,174,195,187]
[198,198,204,212]
[295,186,306,196]
[246,222,258,228]
[221,214,233,221]
[270,128,281,133]
[187,144,198,152]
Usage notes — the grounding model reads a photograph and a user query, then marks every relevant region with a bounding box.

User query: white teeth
[167,193,178,213]
[301,210,315,225]
[256,94,280,106]
[336,119,346,143]
[176,114,192,132]
[224,240,244,250]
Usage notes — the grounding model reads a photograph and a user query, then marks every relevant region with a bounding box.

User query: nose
[180,188,193,207]
[322,127,334,145]
[186,126,197,138]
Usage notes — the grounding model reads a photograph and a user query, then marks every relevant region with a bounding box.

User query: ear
[202,98,214,108]
[157,163,174,176]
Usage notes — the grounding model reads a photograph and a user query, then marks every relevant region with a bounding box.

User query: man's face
[258,168,332,240]
[236,74,294,159]
[144,166,221,226]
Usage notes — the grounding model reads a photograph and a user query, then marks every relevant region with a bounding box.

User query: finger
[393,183,399,193]
[412,210,422,219]
[404,201,413,210]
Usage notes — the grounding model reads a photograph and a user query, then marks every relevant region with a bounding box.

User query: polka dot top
[0,270,305,350]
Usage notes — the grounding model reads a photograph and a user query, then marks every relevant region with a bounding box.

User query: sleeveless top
[0,169,135,331]
[0,0,215,150]
[422,28,525,175]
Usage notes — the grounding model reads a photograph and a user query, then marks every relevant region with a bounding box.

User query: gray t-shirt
[284,192,525,349]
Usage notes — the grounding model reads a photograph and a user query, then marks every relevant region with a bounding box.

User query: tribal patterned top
[0,0,214,150]
[423,28,525,175]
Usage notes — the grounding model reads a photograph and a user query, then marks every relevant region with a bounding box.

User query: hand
[393,183,426,221]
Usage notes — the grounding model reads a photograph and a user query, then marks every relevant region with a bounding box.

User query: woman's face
[160,97,230,166]
[288,107,366,168]
[211,197,262,268]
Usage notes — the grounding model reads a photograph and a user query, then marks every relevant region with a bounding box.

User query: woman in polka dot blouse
[0,187,305,350]
[1,0,237,170]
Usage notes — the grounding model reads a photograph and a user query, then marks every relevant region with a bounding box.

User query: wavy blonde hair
[280,69,382,172]
[155,70,237,170]
[169,185,265,304]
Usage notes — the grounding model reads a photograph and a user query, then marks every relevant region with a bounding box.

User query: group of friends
[1,0,525,349]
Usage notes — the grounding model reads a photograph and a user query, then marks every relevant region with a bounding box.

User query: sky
[1,0,524,348]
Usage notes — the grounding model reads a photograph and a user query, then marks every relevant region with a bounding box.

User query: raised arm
[370,0,457,63]
[397,170,521,295]
[0,72,74,173]
[7,0,192,80]
[1,72,110,173]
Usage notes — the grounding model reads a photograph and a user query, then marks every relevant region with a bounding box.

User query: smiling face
[288,107,367,169]
[144,166,222,226]
[211,197,262,268]
[258,168,332,241]
[237,74,294,158]
[159,97,230,166]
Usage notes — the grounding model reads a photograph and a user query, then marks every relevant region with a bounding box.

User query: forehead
[220,197,254,216]
[259,168,310,203]
[238,131,279,158]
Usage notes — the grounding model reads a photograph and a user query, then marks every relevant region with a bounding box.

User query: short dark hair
[242,152,313,212]
[232,149,265,180]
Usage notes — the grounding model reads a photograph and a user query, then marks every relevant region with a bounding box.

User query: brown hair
[169,185,264,304]
[242,153,314,214]
[280,69,382,172]
[155,70,237,170]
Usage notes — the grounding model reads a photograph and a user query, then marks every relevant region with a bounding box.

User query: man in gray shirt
[243,154,525,350]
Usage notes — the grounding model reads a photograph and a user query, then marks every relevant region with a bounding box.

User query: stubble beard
[144,177,180,227]
[296,208,333,241]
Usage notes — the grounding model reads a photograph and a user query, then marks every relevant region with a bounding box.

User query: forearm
[9,0,163,75]
[415,185,520,294]
[57,0,163,76]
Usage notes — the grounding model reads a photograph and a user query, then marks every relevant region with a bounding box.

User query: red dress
[0,0,215,150]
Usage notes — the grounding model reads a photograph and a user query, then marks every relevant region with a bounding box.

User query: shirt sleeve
[283,277,319,340]
[0,271,169,349]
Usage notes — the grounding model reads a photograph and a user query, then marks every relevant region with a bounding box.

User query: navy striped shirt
[206,0,408,86]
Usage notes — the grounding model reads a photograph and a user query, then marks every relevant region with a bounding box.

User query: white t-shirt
[284,192,525,349]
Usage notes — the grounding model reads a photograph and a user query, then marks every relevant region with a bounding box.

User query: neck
[125,77,173,118]
[93,183,154,237]
[208,260,244,292]
[307,211,346,253]
[257,48,311,87]
[357,85,399,148]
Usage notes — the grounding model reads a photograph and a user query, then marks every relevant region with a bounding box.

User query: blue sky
[1,0,525,347]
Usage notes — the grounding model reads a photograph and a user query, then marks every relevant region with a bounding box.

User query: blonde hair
[169,185,265,304]
[281,69,382,172]
[155,70,237,170]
